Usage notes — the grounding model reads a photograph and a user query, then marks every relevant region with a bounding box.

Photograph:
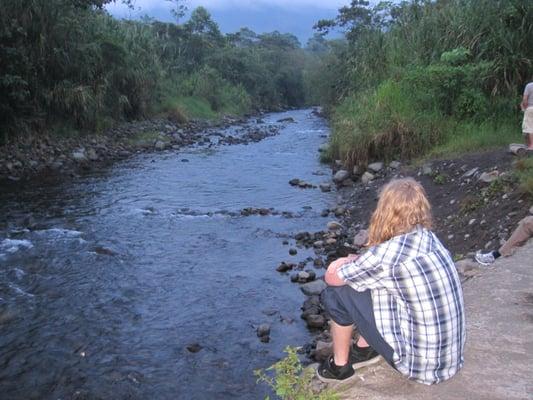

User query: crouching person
[317,178,465,385]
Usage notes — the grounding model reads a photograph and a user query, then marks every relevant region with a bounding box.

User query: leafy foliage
[254,347,339,400]
[307,0,532,164]
[0,1,308,139]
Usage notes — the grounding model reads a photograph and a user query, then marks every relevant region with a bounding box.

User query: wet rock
[289,178,301,186]
[277,117,295,123]
[291,273,299,283]
[306,314,326,329]
[298,271,311,282]
[313,258,324,268]
[276,262,294,272]
[318,144,329,153]
[295,231,310,241]
[325,238,337,246]
[289,248,298,256]
[333,170,349,184]
[367,162,383,173]
[321,209,330,217]
[94,246,116,256]
[389,161,401,169]
[319,183,331,192]
[313,240,324,248]
[301,280,327,296]
[327,221,343,231]
[257,324,271,342]
[353,229,368,247]
[361,171,375,185]
[334,206,346,217]
[186,342,203,353]
[313,340,333,362]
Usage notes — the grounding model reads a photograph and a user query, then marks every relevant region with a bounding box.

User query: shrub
[254,347,338,400]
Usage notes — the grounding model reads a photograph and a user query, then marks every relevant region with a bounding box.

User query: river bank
[0,112,294,184]
[278,144,532,365]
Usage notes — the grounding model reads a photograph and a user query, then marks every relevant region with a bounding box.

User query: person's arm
[521,93,528,111]
[336,249,386,292]
[325,255,359,286]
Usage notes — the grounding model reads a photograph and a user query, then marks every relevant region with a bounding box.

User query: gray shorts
[321,286,395,366]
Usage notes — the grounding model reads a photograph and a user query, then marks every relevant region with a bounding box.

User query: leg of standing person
[499,216,533,256]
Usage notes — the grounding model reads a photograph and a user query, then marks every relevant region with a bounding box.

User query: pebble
[300,280,327,296]
[289,248,297,256]
[468,219,476,225]
[367,162,383,173]
[327,221,343,231]
[319,183,331,192]
[186,343,203,353]
[361,171,374,185]
[306,314,326,329]
[333,170,349,183]
[256,324,271,338]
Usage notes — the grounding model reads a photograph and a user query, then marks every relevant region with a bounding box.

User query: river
[0,109,335,399]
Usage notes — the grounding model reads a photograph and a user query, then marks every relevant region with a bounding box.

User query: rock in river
[300,280,327,296]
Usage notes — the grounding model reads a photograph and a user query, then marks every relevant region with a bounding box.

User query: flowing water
[0,109,335,399]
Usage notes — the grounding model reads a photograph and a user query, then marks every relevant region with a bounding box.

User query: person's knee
[321,286,354,326]
[519,216,533,230]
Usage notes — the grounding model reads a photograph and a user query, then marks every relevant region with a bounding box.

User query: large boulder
[361,172,375,185]
[367,162,384,173]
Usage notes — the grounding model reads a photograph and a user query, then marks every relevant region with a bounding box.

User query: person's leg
[330,321,353,366]
[528,133,533,150]
[499,216,533,256]
[321,286,395,366]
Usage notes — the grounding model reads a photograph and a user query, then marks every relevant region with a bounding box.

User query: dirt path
[327,239,533,400]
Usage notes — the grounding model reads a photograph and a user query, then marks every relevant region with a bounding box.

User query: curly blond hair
[367,178,433,247]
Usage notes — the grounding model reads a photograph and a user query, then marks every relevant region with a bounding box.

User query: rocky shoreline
[0,114,290,184]
[270,145,531,364]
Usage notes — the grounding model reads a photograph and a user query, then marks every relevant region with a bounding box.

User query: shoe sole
[474,256,493,266]
[352,355,384,370]
[315,368,358,384]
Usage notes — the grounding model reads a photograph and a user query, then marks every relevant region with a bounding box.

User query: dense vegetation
[308,0,533,166]
[0,0,307,142]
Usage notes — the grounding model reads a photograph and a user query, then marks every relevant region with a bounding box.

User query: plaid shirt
[338,227,465,384]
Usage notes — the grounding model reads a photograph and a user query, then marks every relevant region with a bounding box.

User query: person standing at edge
[521,80,533,150]
[317,178,466,385]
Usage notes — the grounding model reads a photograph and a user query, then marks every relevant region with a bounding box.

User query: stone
[389,161,401,169]
[306,314,326,329]
[301,280,327,296]
[154,140,167,150]
[352,165,361,175]
[277,117,295,123]
[289,178,300,186]
[422,163,433,176]
[313,240,324,248]
[319,183,331,192]
[289,248,298,256]
[257,324,271,337]
[334,206,346,216]
[276,262,292,272]
[186,343,203,353]
[290,273,299,283]
[462,167,479,179]
[333,170,349,183]
[468,219,476,225]
[321,209,330,217]
[313,340,333,362]
[361,171,375,185]
[87,148,98,161]
[298,271,311,283]
[353,229,369,247]
[455,259,481,277]
[72,150,87,162]
[367,162,384,173]
[327,221,343,231]
[479,171,499,183]
[325,238,337,245]
[295,231,309,241]
[313,258,324,267]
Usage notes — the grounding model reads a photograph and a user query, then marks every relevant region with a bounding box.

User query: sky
[106,0,349,45]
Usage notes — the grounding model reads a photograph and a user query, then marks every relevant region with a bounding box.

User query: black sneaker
[349,344,382,369]
[316,356,356,383]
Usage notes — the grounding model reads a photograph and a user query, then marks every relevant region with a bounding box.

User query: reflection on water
[0,109,333,399]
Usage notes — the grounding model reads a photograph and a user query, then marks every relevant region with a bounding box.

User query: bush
[254,347,338,400]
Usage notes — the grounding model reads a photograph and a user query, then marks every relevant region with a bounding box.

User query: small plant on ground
[433,173,448,185]
[254,346,339,400]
